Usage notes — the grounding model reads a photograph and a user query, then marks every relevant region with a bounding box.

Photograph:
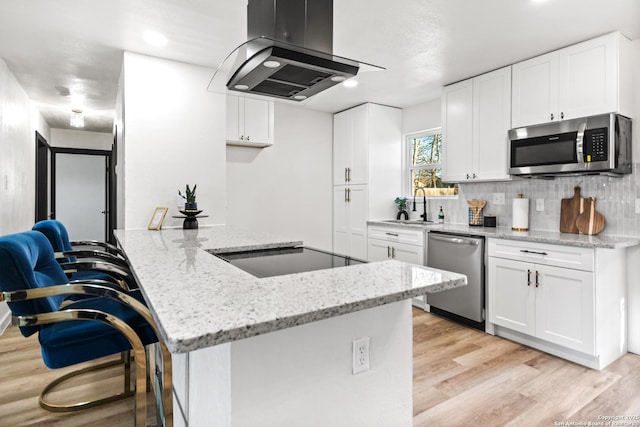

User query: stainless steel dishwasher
[427,230,485,330]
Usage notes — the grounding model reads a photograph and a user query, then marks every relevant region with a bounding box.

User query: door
[559,33,617,120]
[535,264,595,354]
[472,67,511,181]
[333,186,350,256]
[488,257,535,335]
[349,104,369,185]
[52,150,110,241]
[333,109,351,184]
[442,79,473,182]
[35,131,50,221]
[348,185,368,260]
[511,51,559,127]
[367,238,392,262]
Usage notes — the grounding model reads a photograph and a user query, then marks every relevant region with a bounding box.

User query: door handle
[347,168,351,182]
[346,188,351,202]
[391,247,396,258]
[519,249,548,256]
[344,188,348,203]
[535,271,540,288]
[527,269,531,286]
[101,210,106,214]
[387,246,391,258]
[344,168,348,182]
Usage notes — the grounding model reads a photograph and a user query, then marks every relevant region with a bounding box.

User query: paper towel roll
[512,196,529,231]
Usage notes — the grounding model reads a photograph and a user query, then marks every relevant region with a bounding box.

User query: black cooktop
[213,246,367,278]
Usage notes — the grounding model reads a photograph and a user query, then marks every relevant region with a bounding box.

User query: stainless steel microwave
[508,113,632,177]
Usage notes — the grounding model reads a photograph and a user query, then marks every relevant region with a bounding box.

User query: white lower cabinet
[488,238,626,370]
[334,185,368,260]
[367,226,426,308]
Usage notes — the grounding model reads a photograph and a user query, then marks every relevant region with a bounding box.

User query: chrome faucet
[413,187,429,221]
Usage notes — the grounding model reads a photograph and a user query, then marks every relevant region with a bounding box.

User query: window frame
[403,127,458,199]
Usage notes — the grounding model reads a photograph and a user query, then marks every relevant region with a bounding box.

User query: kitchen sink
[381,219,434,224]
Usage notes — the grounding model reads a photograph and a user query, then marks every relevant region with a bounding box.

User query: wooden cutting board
[575,197,606,235]
[560,186,582,233]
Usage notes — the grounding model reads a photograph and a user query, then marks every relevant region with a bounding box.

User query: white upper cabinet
[512,32,633,128]
[442,66,512,183]
[333,104,369,185]
[226,96,274,147]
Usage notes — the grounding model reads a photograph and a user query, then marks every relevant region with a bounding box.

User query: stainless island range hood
[209,0,376,102]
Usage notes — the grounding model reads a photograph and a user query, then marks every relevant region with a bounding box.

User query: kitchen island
[115,226,467,426]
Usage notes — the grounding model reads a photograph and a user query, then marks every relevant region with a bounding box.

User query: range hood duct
[226,0,359,101]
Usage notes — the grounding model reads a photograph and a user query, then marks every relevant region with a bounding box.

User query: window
[406,128,458,197]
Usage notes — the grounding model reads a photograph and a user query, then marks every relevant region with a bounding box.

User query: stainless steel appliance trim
[429,234,479,246]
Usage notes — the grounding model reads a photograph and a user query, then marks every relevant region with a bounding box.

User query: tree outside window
[408,129,458,197]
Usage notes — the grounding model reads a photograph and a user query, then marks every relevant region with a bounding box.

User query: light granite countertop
[114,226,467,353]
[367,220,640,249]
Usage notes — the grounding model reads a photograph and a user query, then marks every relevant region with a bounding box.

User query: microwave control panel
[583,128,608,162]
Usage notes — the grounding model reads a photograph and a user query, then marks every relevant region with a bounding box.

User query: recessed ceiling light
[234,84,249,90]
[294,95,307,100]
[331,75,346,83]
[143,30,167,47]
[343,79,358,88]
[263,60,281,68]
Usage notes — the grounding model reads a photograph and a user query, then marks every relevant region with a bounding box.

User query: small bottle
[438,206,445,224]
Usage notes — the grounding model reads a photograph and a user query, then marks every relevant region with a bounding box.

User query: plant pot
[396,210,409,220]
[185,202,198,211]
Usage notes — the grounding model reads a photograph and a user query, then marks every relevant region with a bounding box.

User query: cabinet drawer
[367,226,424,247]
[488,238,594,272]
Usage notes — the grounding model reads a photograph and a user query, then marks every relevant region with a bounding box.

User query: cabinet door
[442,79,473,182]
[333,109,352,185]
[367,238,392,262]
[390,241,424,265]
[511,51,559,127]
[348,185,368,260]
[243,98,273,145]
[333,186,350,256]
[472,67,512,181]
[226,95,241,141]
[488,257,535,335]
[558,33,617,120]
[535,265,595,355]
[349,104,369,185]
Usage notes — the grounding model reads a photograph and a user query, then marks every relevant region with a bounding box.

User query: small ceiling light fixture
[263,60,281,68]
[330,75,346,83]
[143,30,168,47]
[343,79,359,88]
[70,109,84,128]
[294,95,307,100]
[234,84,249,90]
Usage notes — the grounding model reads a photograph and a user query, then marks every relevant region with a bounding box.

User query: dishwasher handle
[429,234,480,246]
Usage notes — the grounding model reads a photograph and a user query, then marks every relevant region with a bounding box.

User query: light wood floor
[1,309,640,426]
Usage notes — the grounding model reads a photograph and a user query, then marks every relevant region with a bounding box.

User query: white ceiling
[0,0,639,133]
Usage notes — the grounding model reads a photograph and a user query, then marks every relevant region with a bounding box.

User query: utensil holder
[468,207,484,226]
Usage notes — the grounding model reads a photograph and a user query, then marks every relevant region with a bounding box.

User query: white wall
[0,57,50,333]
[122,52,226,229]
[50,128,112,150]
[226,102,333,251]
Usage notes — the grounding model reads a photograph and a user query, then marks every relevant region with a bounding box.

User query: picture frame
[148,207,168,230]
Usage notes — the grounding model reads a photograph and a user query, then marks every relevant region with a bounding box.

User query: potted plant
[179,184,197,210]
[394,196,408,220]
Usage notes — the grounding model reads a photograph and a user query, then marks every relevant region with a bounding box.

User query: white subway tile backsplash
[437,165,640,237]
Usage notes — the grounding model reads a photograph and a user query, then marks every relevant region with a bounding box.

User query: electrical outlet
[536,198,544,212]
[492,193,505,205]
[352,337,370,374]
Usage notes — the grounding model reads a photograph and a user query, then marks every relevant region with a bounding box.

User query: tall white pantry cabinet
[333,103,401,259]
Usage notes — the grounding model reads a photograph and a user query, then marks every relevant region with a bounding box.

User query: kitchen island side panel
[183,300,413,426]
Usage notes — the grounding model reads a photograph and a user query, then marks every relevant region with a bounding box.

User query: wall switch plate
[636,199,640,214]
[352,337,370,374]
[536,198,544,212]
[492,193,505,205]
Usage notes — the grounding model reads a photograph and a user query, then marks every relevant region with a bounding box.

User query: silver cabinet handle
[347,167,351,182]
[385,232,399,237]
[391,247,396,258]
[344,188,348,202]
[345,168,348,182]
[346,188,351,202]
[519,249,548,256]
